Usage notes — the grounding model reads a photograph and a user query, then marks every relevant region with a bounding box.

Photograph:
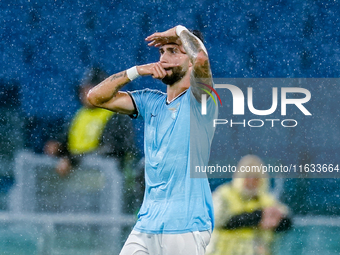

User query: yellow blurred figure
[206,155,292,255]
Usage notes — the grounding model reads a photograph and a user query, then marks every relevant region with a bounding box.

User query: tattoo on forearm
[180,31,201,62]
[107,71,128,98]
[112,82,126,97]
[110,71,127,81]
[194,59,210,78]
[180,31,211,80]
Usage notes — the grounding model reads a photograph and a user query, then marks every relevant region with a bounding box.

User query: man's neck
[166,72,190,102]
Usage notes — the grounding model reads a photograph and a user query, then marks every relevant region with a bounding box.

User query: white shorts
[119,230,211,255]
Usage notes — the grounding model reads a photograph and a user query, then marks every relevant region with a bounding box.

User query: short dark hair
[189,29,204,43]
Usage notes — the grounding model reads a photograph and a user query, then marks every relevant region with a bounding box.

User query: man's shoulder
[130,88,166,97]
[128,88,166,118]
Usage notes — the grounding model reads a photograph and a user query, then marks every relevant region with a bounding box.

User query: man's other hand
[137,62,178,80]
[145,27,180,47]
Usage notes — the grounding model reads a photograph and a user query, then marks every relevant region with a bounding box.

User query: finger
[145,32,161,41]
[154,63,166,79]
[157,63,167,77]
[154,64,164,78]
[145,34,156,41]
[148,39,164,47]
[147,40,157,46]
[148,38,165,47]
[150,65,161,79]
[161,62,180,69]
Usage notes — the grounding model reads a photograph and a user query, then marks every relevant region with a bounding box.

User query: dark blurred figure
[43,67,137,177]
[0,79,22,210]
[207,155,292,255]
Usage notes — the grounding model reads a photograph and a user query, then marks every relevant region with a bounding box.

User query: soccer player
[87,25,217,255]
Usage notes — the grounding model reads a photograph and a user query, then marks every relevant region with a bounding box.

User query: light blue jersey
[129,87,217,234]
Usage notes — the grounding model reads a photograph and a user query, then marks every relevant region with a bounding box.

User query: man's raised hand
[145,27,180,47]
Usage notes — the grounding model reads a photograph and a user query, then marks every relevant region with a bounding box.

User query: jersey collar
[166,89,188,105]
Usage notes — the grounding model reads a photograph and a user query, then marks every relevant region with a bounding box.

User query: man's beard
[161,66,187,86]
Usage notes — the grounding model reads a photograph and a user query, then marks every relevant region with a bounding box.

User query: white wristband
[126,66,140,81]
[176,25,188,37]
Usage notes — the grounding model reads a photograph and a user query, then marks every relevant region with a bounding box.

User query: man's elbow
[86,89,100,107]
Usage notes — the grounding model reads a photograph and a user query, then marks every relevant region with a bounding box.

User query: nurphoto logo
[201,81,312,128]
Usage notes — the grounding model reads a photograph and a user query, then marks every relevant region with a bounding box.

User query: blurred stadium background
[0,0,340,254]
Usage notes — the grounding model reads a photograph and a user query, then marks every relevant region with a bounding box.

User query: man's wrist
[176,25,188,37]
[126,66,140,81]
[135,65,150,76]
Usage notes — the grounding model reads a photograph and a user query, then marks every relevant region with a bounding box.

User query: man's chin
[161,76,174,85]
[161,67,186,85]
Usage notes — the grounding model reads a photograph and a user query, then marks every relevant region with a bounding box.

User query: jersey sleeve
[127,89,148,119]
[127,88,164,120]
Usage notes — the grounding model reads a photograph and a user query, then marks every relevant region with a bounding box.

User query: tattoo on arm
[180,30,213,101]
[110,71,127,82]
[107,71,129,98]
[194,59,211,78]
[180,31,211,80]
[180,31,202,63]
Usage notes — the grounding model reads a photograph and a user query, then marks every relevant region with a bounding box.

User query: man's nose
[160,53,168,63]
